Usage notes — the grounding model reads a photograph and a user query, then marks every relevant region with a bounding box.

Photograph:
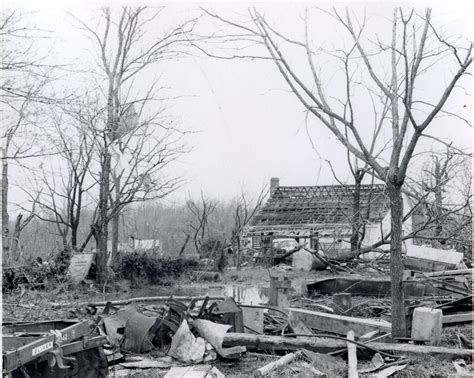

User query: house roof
[248,184,390,231]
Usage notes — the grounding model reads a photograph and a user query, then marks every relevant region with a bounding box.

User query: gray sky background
[6,1,473,211]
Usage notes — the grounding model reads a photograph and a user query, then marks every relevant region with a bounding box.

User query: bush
[2,249,72,293]
[119,253,199,286]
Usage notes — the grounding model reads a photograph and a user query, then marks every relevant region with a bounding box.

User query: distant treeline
[16,199,239,259]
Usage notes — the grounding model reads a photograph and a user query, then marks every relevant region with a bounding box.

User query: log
[289,308,391,337]
[254,351,302,377]
[346,330,358,378]
[51,296,224,308]
[222,333,474,360]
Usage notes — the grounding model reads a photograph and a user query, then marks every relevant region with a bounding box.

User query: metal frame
[2,321,92,373]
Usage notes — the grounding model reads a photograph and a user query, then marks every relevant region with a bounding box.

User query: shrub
[2,249,72,293]
[119,253,199,286]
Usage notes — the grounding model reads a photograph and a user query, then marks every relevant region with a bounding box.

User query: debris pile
[100,296,246,376]
[3,266,473,376]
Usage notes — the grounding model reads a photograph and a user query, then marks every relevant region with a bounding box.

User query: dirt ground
[2,267,472,377]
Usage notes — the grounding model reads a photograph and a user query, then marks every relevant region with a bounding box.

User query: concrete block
[411,307,442,345]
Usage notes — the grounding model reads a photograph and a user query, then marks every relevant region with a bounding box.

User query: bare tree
[203,7,472,337]
[231,187,268,270]
[405,149,472,250]
[106,102,185,264]
[419,149,455,243]
[184,192,217,255]
[19,103,98,252]
[71,7,196,283]
[1,9,56,261]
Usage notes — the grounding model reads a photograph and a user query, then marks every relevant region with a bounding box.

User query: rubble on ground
[2,263,473,376]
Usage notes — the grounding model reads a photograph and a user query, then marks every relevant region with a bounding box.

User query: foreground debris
[346,330,358,378]
[2,319,108,376]
[288,307,391,337]
[222,333,473,359]
[3,264,472,376]
[254,350,302,377]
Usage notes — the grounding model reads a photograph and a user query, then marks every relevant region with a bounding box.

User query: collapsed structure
[245,178,465,267]
[245,178,393,257]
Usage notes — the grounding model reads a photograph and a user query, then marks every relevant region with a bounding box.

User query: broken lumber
[222,333,474,360]
[423,269,473,277]
[346,331,358,378]
[442,312,474,325]
[288,308,391,337]
[254,351,302,377]
[51,296,224,308]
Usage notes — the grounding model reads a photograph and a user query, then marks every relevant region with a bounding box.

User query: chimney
[270,177,280,194]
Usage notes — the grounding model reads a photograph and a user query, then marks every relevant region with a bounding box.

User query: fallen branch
[274,245,303,264]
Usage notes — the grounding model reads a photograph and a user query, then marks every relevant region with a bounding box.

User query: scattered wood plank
[288,308,391,337]
[346,330,358,378]
[51,296,224,308]
[222,333,474,360]
[443,312,473,325]
[254,351,302,377]
[423,269,473,277]
[287,311,315,343]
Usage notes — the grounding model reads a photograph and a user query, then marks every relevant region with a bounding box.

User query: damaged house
[245,178,465,267]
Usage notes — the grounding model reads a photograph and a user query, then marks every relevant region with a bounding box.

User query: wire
[238,304,288,317]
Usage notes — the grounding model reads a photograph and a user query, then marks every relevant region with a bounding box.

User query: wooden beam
[423,269,473,277]
[222,333,473,360]
[347,330,358,378]
[289,308,391,337]
[443,312,473,325]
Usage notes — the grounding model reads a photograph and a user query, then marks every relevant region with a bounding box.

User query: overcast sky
[6,1,473,210]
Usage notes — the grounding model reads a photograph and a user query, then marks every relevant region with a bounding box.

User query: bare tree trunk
[111,176,120,264]
[111,212,119,262]
[236,236,241,271]
[2,147,10,262]
[97,152,111,284]
[387,180,407,338]
[10,213,22,259]
[71,221,78,251]
[434,182,443,242]
[350,174,362,253]
[178,234,191,257]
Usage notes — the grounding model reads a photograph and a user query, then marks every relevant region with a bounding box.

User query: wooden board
[288,308,391,337]
[242,307,264,334]
[442,312,474,325]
